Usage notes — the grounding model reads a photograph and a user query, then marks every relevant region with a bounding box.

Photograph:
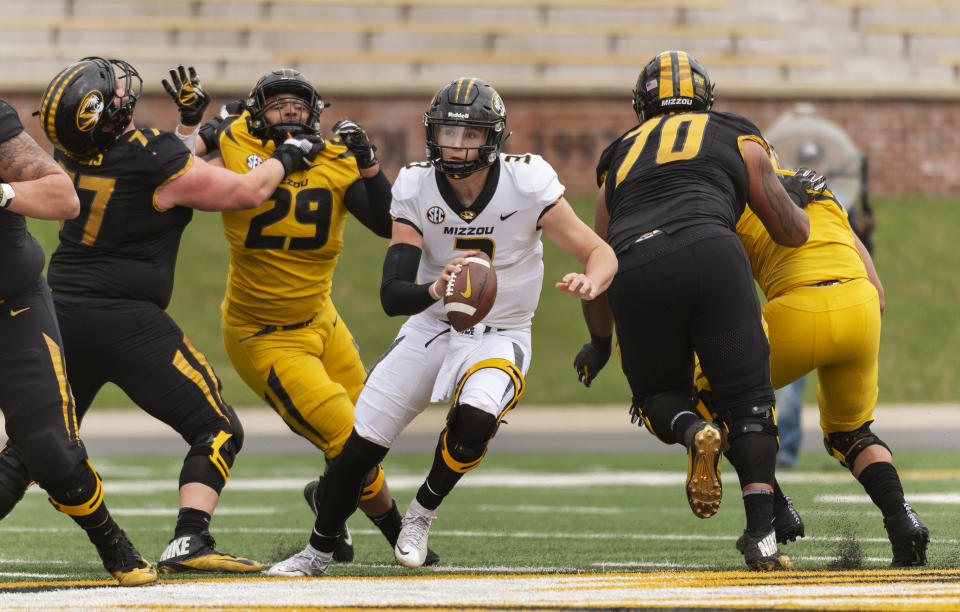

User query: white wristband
[174,125,199,154]
[428,280,441,301]
[0,182,14,209]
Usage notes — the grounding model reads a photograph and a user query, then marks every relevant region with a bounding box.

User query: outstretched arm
[0,132,79,220]
[854,230,884,314]
[540,196,617,300]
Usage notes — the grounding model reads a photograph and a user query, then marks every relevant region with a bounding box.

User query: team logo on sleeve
[247,154,263,169]
[76,91,105,132]
[427,206,445,224]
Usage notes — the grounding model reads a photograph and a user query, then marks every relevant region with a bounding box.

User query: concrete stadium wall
[5,92,956,197]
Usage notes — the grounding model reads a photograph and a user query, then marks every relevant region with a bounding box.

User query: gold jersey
[219,114,361,326]
[736,177,867,300]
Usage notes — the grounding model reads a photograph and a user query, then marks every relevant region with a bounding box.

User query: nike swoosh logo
[397,547,410,555]
[459,267,472,299]
[10,307,30,317]
[499,210,518,220]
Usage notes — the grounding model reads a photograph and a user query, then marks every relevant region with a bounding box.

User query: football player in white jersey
[268,77,617,576]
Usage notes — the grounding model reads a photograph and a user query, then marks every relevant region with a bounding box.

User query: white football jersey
[391,153,565,329]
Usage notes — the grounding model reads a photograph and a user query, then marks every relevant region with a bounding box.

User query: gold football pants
[222,304,365,458]
[763,277,881,436]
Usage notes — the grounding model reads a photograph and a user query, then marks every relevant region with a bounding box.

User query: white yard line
[2,571,959,611]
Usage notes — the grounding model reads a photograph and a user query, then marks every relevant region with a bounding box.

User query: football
[443,252,497,332]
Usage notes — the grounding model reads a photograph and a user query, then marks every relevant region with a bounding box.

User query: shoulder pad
[392,162,433,203]
[596,136,624,187]
[501,153,559,196]
[0,99,23,142]
[714,111,763,138]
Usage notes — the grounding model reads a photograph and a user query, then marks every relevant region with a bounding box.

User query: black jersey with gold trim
[598,111,767,255]
[0,99,47,298]
[48,128,193,309]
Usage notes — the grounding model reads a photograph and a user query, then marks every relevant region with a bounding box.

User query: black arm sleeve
[380,243,438,317]
[344,170,392,238]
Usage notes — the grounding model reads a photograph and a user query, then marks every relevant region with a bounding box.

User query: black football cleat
[884,503,929,567]
[97,528,158,587]
[157,532,261,574]
[773,494,805,544]
[736,529,794,571]
[303,478,355,562]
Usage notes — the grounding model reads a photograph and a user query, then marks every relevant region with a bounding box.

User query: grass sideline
[25,195,959,408]
[0,448,957,586]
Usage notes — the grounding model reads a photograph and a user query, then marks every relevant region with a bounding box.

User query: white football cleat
[394,499,437,569]
[266,545,331,577]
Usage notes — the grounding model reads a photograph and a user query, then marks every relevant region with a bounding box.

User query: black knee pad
[630,391,697,445]
[440,403,498,472]
[315,430,390,537]
[824,421,890,469]
[47,460,104,518]
[0,445,31,520]
[180,428,242,493]
[721,404,778,445]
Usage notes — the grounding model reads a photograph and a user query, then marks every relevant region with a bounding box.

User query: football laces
[444,272,456,297]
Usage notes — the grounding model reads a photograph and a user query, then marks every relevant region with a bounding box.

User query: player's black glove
[332,118,379,169]
[161,65,211,127]
[779,167,826,209]
[573,334,612,388]
[270,134,326,175]
[197,100,245,155]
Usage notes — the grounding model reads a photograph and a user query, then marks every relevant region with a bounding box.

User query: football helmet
[423,77,507,177]
[246,68,324,141]
[38,57,141,160]
[632,50,715,123]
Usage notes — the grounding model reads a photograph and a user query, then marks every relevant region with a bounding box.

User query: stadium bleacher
[3,0,959,95]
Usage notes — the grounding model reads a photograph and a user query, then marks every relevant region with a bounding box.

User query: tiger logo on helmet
[39,57,142,161]
[75,91,105,133]
[632,50,715,123]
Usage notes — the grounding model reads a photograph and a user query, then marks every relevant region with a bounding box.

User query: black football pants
[608,226,775,425]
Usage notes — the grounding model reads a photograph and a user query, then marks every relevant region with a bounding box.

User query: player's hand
[271,134,326,175]
[779,167,826,208]
[197,100,245,155]
[573,335,612,387]
[556,272,599,299]
[161,65,211,127]
[332,118,379,169]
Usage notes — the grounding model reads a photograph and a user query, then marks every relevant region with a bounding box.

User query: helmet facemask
[246,69,324,142]
[423,77,508,178]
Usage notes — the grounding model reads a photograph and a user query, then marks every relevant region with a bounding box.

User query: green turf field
[1,449,955,584]
[25,195,960,409]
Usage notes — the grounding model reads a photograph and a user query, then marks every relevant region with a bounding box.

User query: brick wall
[6,93,956,197]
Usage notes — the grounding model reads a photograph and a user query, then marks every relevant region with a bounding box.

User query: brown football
[443,252,497,331]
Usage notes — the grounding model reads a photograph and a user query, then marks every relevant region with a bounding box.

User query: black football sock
[83,515,122,548]
[742,489,775,536]
[174,507,211,538]
[370,499,403,546]
[857,461,906,520]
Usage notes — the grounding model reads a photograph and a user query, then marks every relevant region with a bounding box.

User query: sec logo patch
[427,206,445,224]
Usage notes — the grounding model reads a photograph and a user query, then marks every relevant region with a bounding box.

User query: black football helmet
[632,50,715,123]
[246,68,324,141]
[423,77,508,177]
[38,57,141,160]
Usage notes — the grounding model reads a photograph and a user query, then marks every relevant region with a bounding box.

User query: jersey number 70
[615,114,709,189]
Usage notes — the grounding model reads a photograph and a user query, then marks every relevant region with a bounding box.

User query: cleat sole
[686,425,722,519]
